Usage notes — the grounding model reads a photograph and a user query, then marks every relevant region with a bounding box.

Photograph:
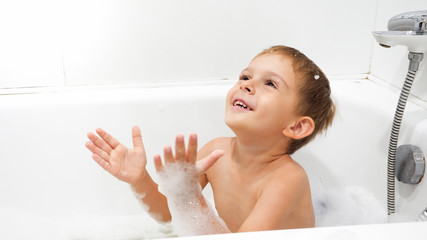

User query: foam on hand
[157,162,229,236]
[130,186,165,223]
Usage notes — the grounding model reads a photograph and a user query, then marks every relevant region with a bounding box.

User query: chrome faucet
[387,10,427,34]
[372,10,427,53]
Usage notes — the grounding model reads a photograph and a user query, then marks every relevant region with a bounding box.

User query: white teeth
[234,100,248,109]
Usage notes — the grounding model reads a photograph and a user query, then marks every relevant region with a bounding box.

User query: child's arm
[85,126,171,222]
[154,134,229,236]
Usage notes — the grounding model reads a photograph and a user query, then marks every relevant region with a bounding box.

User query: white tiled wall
[0,0,426,101]
[0,0,65,88]
[0,0,374,88]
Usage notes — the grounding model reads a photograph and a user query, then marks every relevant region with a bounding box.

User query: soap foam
[157,162,200,200]
[0,206,175,240]
[311,182,387,227]
[0,179,388,239]
[130,186,163,222]
[157,162,229,236]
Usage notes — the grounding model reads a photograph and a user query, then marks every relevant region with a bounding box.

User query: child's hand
[153,133,224,178]
[153,134,229,236]
[85,126,148,185]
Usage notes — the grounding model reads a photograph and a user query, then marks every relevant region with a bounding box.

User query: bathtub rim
[153,221,427,240]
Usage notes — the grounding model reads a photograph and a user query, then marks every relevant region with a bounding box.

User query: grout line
[61,48,67,86]
[368,0,381,75]
[0,74,375,96]
[0,74,371,96]
[0,78,237,96]
[368,74,427,109]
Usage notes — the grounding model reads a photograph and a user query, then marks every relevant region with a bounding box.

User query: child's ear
[282,116,315,140]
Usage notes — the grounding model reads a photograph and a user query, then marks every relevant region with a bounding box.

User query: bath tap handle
[414,17,426,34]
[387,10,427,33]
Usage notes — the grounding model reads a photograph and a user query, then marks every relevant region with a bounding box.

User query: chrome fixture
[395,145,425,184]
[373,10,427,52]
[387,10,427,33]
[417,207,427,221]
[372,10,427,216]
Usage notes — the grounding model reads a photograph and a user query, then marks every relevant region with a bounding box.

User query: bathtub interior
[296,80,427,224]
[294,78,427,240]
[0,79,427,238]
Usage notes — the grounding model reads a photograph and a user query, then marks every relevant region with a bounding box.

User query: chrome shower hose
[387,52,423,215]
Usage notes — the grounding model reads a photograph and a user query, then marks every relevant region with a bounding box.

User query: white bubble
[0,206,176,239]
[130,187,151,212]
[314,75,320,80]
[157,162,229,236]
[311,183,387,227]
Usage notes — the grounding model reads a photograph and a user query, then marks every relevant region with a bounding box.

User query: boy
[85,45,335,234]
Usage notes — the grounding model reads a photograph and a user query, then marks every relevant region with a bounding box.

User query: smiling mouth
[233,99,252,110]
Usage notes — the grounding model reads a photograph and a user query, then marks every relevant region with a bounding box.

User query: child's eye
[266,80,276,88]
[239,75,250,81]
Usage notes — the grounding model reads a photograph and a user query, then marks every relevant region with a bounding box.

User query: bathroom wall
[0,0,375,89]
[0,0,426,100]
[371,0,427,104]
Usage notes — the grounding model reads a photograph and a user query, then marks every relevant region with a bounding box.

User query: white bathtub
[0,78,426,239]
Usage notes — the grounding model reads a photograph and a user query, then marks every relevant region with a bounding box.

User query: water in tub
[0,178,386,239]
[0,206,175,239]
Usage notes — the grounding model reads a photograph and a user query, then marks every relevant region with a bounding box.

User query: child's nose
[240,80,255,94]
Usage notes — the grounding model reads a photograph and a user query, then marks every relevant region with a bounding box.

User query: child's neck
[231,132,290,169]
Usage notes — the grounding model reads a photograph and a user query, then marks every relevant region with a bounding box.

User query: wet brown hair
[256,45,335,154]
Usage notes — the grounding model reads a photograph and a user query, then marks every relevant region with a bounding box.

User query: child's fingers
[132,126,145,149]
[196,149,224,173]
[153,154,163,172]
[186,133,198,163]
[92,153,112,172]
[85,141,111,162]
[87,132,113,154]
[85,140,97,154]
[96,128,121,150]
[174,134,186,162]
[163,146,174,163]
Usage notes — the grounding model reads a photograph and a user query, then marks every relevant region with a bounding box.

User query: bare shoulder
[197,137,233,187]
[198,137,233,159]
[202,137,233,148]
[260,156,312,216]
[264,156,310,197]
[242,156,314,230]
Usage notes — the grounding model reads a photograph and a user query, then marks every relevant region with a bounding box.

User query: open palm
[85,126,147,185]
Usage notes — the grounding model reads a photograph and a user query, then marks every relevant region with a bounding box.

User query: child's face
[225,53,300,137]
